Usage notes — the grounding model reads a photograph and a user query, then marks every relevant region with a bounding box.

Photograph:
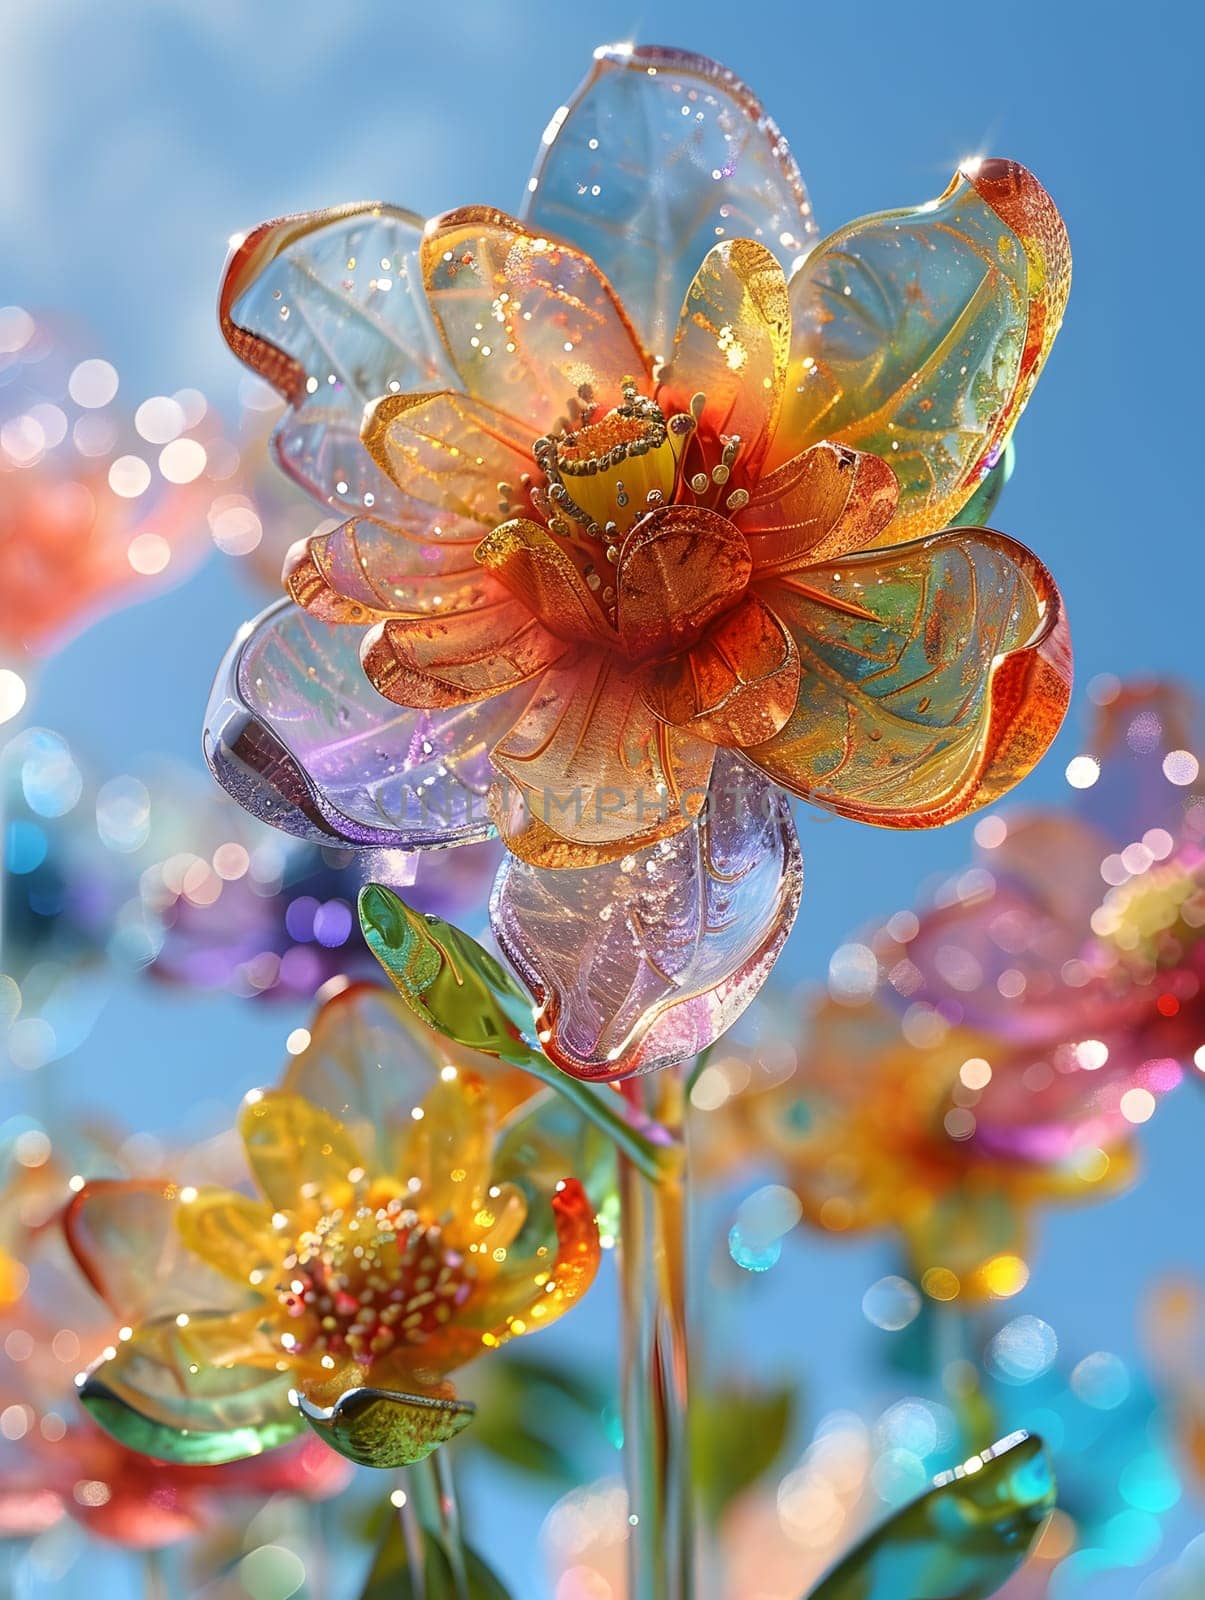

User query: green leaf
[361,1511,514,1599]
[295,1384,476,1469]
[78,1316,303,1465]
[358,884,542,1068]
[805,1430,1055,1600]
[693,1382,796,1520]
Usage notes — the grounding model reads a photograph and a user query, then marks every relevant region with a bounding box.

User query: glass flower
[0,308,218,663]
[0,1135,348,1549]
[67,984,602,1468]
[871,679,1203,1161]
[728,992,1134,1301]
[205,44,1071,1079]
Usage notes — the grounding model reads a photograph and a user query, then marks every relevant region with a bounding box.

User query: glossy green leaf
[805,1431,1055,1599]
[359,884,543,1068]
[78,1316,303,1466]
[296,1384,476,1469]
[361,1510,513,1600]
[693,1382,796,1521]
[360,883,675,1184]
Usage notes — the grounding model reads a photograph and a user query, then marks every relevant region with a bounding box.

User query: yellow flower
[68,985,602,1467]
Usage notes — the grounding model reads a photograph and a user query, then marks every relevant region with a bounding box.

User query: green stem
[521,1051,674,1185]
[618,1067,694,1600]
[404,1451,469,1600]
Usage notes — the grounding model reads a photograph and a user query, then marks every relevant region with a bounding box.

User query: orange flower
[67,985,601,1467]
[216,47,1070,872]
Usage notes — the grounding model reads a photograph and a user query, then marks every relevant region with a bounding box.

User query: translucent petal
[522,44,817,359]
[79,1312,301,1466]
[661,239,790,481]
[204,598,530,849]
[463,1177,599,1344]
[175,1188,280,1289]
[749,529,1071,826]
[360,390,535,529]
[284,516,488,626]
[491,750,803,1079]
[477,518,619,648]
[489,653,715,866]
[281,982,507,1178]
[739,441,899,573]
[360,593,567,709]
[615,507,751,661]
[421,207,650,433]
[220,204,453,519]
[640,593,799,747]
[805,1431,1054,1599]
[238,1090,364,1217]
[394,1071,497,1225]
[294,1383,474,1469]
[776,160,1071,542]
[64,1180,251,1323]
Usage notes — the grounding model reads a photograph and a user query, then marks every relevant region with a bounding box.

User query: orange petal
[360,390,534,527]
[740,442,899,573]
[476,518,619,647]
[640,594,800,747]
[361,597,568,708]
[468,1178,600,1345]
[420,207,651,434]
[773,160,1071,541]
[238,1091,364,1219]
[615,506,752,660]
[489,653,715,864]
[661,238,790,485]
[284,516,486,625]
[747,528,1071,825]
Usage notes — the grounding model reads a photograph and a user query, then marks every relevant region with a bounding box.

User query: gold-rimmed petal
[489,652,715,866]
[740,441,900,573]
[360,597,569,709]
[773,160,1070,542]
[640,594,799,747]
[283,516,487,625]
[420,207,651,434]
[615,506,752,661]
[747,528,1071,825]
[661,238,791,484]
[476,518,619,648]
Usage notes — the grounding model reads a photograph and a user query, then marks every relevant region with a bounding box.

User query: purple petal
[490,750,803,1080]
[204,599,527,850]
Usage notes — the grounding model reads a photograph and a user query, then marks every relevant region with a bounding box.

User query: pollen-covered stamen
[679,391,750,514]
[276,1198,475,1368]
[532,379,691,538]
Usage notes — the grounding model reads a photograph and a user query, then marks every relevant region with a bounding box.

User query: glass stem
[142,1550,169,1600]
[618,1066,694,1600]
[402,1450,470,1600]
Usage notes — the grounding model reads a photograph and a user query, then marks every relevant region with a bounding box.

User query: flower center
[532,380,691,540]
[276,1198,474,1368]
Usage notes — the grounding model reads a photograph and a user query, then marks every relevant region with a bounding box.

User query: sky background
[1,1,1202,1595]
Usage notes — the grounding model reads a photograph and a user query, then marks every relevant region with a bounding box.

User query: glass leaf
[805,1430,1055,1599]
[295,1384,475,1469]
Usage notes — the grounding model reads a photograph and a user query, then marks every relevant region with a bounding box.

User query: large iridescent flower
[67,985,601,1468]
[0,1138,347,1549]
[206,44,1071,1077]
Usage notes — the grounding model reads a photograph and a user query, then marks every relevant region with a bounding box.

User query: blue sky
[2,2,1202,1595]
